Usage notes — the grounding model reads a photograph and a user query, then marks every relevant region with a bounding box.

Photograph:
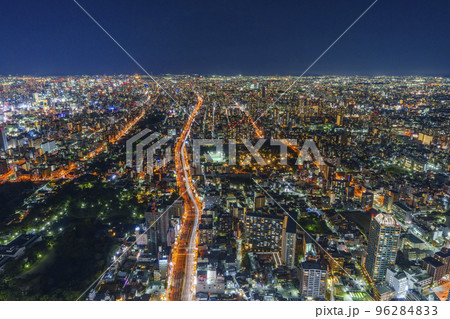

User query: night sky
[1,0,449,76]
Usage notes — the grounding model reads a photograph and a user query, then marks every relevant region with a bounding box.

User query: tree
[242,253,251,270]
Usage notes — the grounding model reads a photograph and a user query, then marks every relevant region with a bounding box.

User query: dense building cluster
[0,75,449,301]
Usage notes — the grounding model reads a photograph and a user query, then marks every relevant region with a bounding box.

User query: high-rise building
[346,186,355,201]
[41,140,57,154]
[365,212,401,282]
[383,194,394,212]
[434,248,450,275]
[0,127,8,152]
[199,224,214,247]
[332,179,347,198]
[254,194,265,210]
[281,211,297,268]
[421,256,446,283]
[145,199,170,254]
[361,191,374,209]
[299,261,328,299]
[245,212,286,252]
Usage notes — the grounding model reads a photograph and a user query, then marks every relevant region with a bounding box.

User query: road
[0,90,154,184]
[180,136,202,300]
[167,95,203,301]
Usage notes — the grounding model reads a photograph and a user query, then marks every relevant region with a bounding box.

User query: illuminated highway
[167,94,203,301]
[180,135,202,300]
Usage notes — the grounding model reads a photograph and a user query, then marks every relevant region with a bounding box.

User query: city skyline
[1,0,450,309]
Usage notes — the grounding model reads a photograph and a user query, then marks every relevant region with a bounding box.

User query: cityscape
[0,75,449,302]
[0,0,449,310]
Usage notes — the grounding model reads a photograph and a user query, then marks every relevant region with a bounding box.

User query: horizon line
[1,73,449,79]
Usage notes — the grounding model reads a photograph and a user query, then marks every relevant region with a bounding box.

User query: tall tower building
[365,212,401,282]
[145,199,170,255]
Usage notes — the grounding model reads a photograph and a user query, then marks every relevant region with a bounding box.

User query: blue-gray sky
[0,0,449,76]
